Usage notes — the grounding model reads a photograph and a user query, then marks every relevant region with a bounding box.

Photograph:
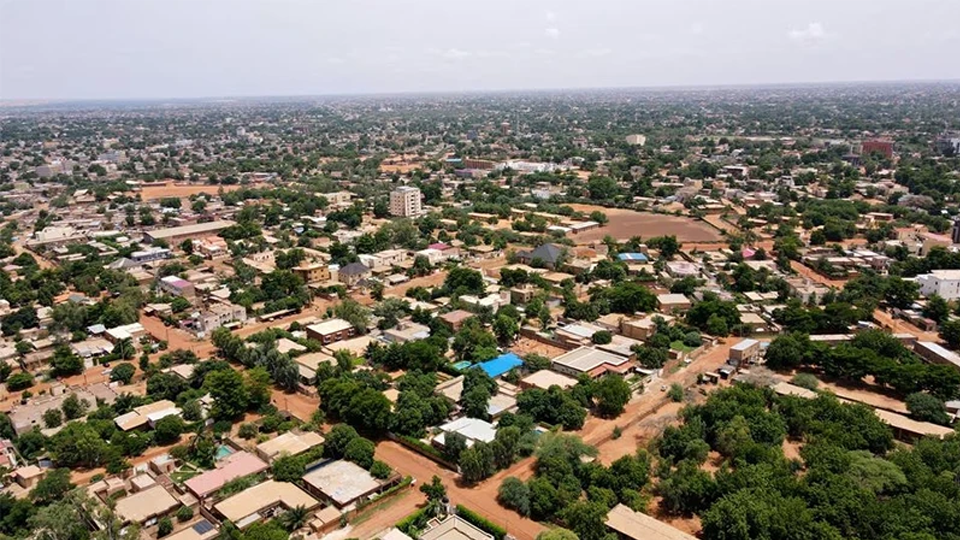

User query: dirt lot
[566,204,723,244]
[139,183,251,201]
[509,336,568,360]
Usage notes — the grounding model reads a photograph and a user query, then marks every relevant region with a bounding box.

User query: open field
[509,336,569,359]
[138,183,253,200]
[566,204,723,244]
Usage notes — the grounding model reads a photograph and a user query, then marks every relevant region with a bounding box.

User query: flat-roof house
[184,451,269,500]
[434,417,497,448]
[657,293,692,314]
[605,503,696,540]
[552,346,633,378]
[301,460,384,509]
[729,338,761,365]
[306,318,356,345]
[115,400,182,431]
[145,220,236,245]
[439,310,474,331]
[214,479,319,529]
[476,353,524,379]
[420,516,493,540]
[255,431,325,463]
[914,341,960,371]
[114,485,180,526]
[520,370,578,391]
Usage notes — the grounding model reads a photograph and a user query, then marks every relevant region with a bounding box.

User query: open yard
[139,183,254,200]
[509,336,569,359]
[566,204,723,244]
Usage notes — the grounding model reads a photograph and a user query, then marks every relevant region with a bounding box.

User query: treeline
[652,384,960,540]
[765,330,960,399]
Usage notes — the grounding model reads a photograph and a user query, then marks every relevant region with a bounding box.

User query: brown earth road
[375,441,547,540]
[336,488,427,540]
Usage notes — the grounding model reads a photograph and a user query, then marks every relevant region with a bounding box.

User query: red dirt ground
[139,183,252,200]
[566,204,723,244]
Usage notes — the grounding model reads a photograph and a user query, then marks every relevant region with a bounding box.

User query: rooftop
[255,431,325,461]
[184,451,269,498]
[114,485,180,524]
[421,515,493,540]
[520,370,578,390]
[476,352,523,378]
[302,459,381,507]
[605,503,697,540]
[552,346,630,374]
[146,220,236,240]
[214,479,318,524]
[307,318,354,336]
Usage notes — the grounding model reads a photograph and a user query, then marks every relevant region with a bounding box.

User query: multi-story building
[198,303,247,333]
[390,186,422,217]
[306,319,356,345]
[292,262,331,284]
[916,270,960,300]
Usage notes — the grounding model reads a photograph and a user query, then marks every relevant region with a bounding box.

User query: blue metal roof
[617,252,648,262]
[477,352,524,378]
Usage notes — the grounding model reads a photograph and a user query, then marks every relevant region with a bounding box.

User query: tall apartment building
[390,186,422,217]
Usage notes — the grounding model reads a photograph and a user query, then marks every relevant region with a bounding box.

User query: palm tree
[280,505,310,532]
[114,337,135,360]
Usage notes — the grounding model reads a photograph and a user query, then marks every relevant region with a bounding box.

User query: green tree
[30,468,74,505]
[420,475,447,502]
[344,437,376,469]
[498,477,531,516]
[205,369,249,420]
[153,415,185,445]
[905,392,950,425]
[110,362,136,384]
[594,375,631,418]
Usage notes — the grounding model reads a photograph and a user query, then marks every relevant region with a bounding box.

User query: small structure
[914,341,960,371]
[729,339,761,365]
[439,310,474,331]
[338,262,371,287]
[657,293,692,314]
[114,400,182,431]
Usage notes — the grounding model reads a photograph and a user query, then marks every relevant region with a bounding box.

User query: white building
[390,186,423,217]
[916,270,960,300]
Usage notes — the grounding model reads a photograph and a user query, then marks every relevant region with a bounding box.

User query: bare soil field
[510,336,568,359]
[566,204,723,244]
[139,183,252,200]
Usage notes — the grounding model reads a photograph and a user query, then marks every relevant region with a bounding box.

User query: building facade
[390,186,422,217]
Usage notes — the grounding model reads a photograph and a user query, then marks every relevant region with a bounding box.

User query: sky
[2,0,960,100]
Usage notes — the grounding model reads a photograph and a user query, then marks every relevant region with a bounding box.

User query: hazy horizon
[3,0,960,101]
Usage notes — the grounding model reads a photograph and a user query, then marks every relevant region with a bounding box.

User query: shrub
[370,460,392,479]
[6,372,34,391]
[791,373,819,391]
[456,505,506,540]
[497,477,531,516]
[158,517,173,537]
[591,331,613,345]
[667,383,684,403]
[176,505,194,522]
[238,423,258,439]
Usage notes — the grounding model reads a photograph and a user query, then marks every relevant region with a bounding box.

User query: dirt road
[375,441,547,540]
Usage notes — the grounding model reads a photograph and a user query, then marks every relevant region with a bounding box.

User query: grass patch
[670,340,697,353]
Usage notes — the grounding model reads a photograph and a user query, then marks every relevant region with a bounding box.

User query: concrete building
[729,339,761,365]
[390,186,422,217]
[916,270,960,300]
[434,417,497,448]
[114,485,180,526]
[293,262,331,284]
[914,341,960,371]
[255,431,325,463]
[306,318,356,345]
[605,503,696,540]
[198,302,247,333]
[184,451,269,500]
[421,516,493,540]
[301,460,384,509]
[144,220,236,245]
[552,347,633,378]
[214,480,319,528]
[130,247,172,264]
[158,275,195,298]
[337,262,371,287]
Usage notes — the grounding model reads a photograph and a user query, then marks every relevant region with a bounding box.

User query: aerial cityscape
[4,2,960,540]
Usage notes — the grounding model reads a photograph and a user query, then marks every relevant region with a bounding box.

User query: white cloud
[689,22,705,36]
[327,57,345,64]
[546,11,557,22]
[544,27,561,39]
[789,22,827,42]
